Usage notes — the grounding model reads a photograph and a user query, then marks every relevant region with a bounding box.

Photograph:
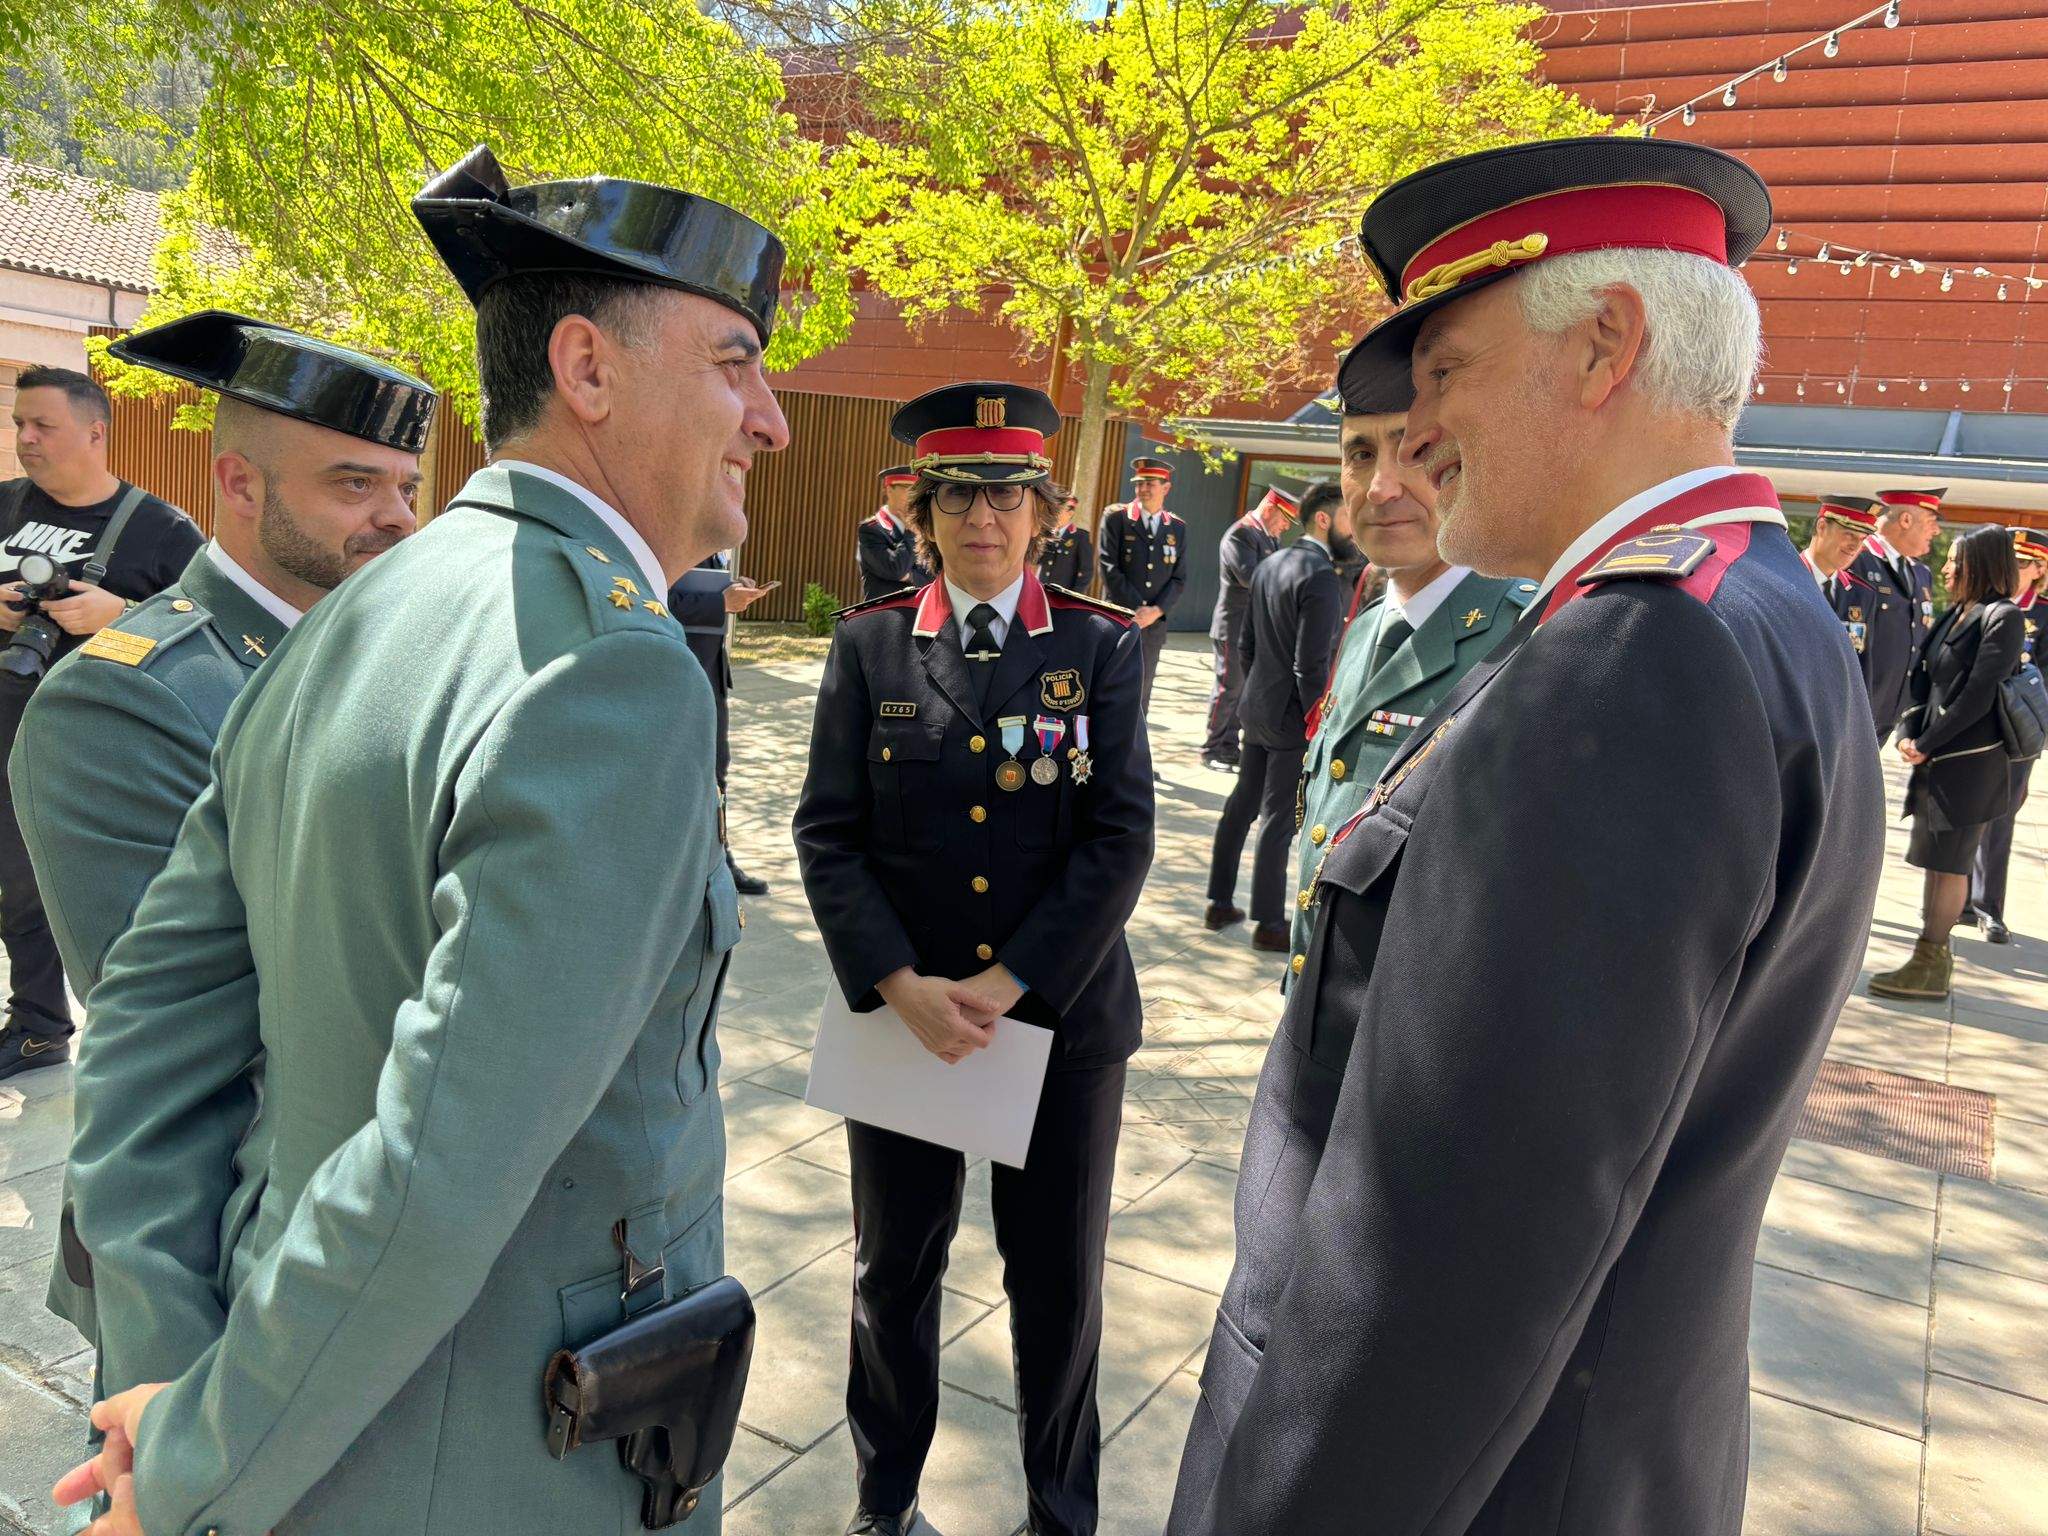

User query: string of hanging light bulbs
[1645,0,1901,130]
[1754,374,2048,400]
[1749,239,2045,302]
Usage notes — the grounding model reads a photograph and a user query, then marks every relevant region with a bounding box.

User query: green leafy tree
[20,0,854,417]
[837,0,1608,518]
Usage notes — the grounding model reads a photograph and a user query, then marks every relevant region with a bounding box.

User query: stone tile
[1107,1159,1239,1297]
[1939,1177,2048,1283]
[46,1350,92,1412]
[0,1369,89,1535]
[1945,1044,2048,1124]
[0,1087,71,1182]
[914,1384,1031,1536]
[1825,1009,1951,1081]
[724,1152,854,1296]
[945,1159,1009,1307]
[721,984,826,1049]
[1743,1392,1921,1536]
[1993,1112,2048,1196]
[0,1057,75,1103]
[1932,1260,2048,1400]
[724,1421,857,1536]
[1111,1129,1191,1205]
[1748,1265,1927,1437]
[1098,1372,1201,1536]
[0,1256,86,1372]
[716,1024,807,1081]
[1951,1005,2048,1050]
[722,1078,841,1177]
[1757,1175,1936,1305]
[740,1251,863,1450]
[746,1053,814,1101]
[0,1164,64,1271]
[790,1124,853,1176]
[720,1425,796,1509]
[1925,1374,2048,1536]
[1778,1139,1940,1211]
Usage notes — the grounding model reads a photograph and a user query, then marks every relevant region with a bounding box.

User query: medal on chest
[1070,714,1093,783]
[1032,715,1066,784]
[995,715,1029,791]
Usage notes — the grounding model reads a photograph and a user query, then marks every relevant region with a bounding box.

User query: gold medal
[997,758,1027,792]
[1031,755,1059,786]
[996,715,1028,790]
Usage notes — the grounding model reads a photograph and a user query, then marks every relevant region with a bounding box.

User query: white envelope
[804,987,1053,1168]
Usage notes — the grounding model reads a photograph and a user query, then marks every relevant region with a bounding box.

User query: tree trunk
[1067,354,1116,549]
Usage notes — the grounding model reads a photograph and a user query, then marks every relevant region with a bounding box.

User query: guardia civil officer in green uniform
[55,144,789,1536]
[1284,407,1532,983]
[795,383,1153,1536]
[11,309,431,1364]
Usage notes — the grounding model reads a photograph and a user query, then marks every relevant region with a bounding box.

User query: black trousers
[1200,639,1244,762]
[847,1061,1126,1536]
[1137,621,1169,718]
[1206,742,1305,926]
[0,675,71,1037]
[1972,756,2035,923]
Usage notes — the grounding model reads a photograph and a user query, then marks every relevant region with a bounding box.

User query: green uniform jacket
[1284,571,1535,983]
[69,464,739,1535]
[11,548,285,1343]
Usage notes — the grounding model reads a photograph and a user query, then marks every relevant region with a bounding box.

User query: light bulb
[2004,381,2015,394]
[1884,0,1900,27]
[1817,243,1831,261]
[1836,382,1848,395]
[1723,84,1738,107]
[1941,271,1955,291]
[1974,266,1991,277]
[1960,381,1971,392]
[1854,252,1870,267]
[1999,283,2010,300]
[2031,278,2046,290]
[1787,260,1800,274]
[1840,263,1853,275]
[1776,229,1789,251]
[1918,380,1929,392]
[1824,31,1840,56]
[1796,382,1806,396]
[1877,381,1888,392]
[1889,264,1901,278]
[1773,57,1788,81]
[1909,260,1925,273]
[1755,382,1766,396]
[1682,103,1696,126]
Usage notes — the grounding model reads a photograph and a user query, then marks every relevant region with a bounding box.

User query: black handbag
[543,1221,756,1530]
[1998,661,2048,761]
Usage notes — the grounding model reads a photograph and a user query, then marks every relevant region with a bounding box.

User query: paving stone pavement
[2,633,2045,1535]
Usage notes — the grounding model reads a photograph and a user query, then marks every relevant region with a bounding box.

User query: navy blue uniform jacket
[794,573,1154,1068]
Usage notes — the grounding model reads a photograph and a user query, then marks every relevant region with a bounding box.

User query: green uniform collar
[175,549,291,668]
[447,463,661,590]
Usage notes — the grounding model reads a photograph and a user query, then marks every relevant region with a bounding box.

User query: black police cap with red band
[891,383,1062,486]
[108,310,438,454]
[412,145,784,344]
[1337,136,1774,414]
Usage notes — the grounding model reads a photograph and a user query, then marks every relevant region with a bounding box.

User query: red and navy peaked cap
[1875,487,1946,513]
[878,465,917,487]
[412,145,784,344]
[1817,494,1880,533]
[1336,136,1774,414]
[108,310,437,454]
[2013,530,2048,564]
[1130,456,1174,483]
[891,383,1061,485]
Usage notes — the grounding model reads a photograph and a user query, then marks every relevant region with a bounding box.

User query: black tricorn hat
[891,383,1061,485]
[107,310,437,454]
[1336,136,1773,414]
[412,145,784,343]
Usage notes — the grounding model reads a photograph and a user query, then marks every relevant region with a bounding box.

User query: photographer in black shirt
[0,367,202,1079]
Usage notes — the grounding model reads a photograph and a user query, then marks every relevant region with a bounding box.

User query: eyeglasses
[934,482,1029,516]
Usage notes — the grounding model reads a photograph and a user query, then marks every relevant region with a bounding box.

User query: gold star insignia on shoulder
[585,546,612,564]
[611,576,641,596]
[1462,608,1484,627]
[643,599,668,617]
[242,634,269,658]
[609,589,634,610]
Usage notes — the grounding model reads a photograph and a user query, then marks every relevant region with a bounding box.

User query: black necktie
[1371,613,1413,677]
[966,603,1001,710]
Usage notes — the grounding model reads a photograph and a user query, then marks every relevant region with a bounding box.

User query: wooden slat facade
[103,380,216,537]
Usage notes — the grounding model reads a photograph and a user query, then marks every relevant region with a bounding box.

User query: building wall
[1,271,147,479]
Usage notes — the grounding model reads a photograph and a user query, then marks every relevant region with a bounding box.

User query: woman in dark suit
[1871,524,2026,1000]
[794,382,1153,1536]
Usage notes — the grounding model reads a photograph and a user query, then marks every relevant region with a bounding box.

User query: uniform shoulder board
[77,594,211,669]
[1576,529,1716,588]
[559,537,678,633]
[833,589,920,622]
[1044,585,1135,624]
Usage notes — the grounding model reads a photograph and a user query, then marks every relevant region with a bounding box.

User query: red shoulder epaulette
[1835,567,1874,593]
[1569,523,1755,609]
[833,589,920,622]
[1045,585,1135,626]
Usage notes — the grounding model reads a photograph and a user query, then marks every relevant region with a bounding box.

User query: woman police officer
[794,382,1154,1536]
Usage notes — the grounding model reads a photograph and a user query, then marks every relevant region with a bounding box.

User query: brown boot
[1868,940,1952,1000]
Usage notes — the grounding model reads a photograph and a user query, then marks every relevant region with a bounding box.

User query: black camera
[3,552,72,680]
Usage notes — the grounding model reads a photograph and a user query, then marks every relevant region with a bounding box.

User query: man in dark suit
[1169,138,1884,1536]
[1802,495,1892,723]
[1098,455,1188,716]
[1201,485,1296,772]
[1035,490,1094,591]
[668,550,776,893]
[1842,486,1942,739]
[858,466,930,601]
[1204,482,1348,950]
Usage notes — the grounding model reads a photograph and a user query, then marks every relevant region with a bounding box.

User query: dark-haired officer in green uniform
[10,311,433,1355]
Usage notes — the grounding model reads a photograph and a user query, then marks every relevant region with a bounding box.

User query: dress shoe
[0,1023,71,1083]
[847,1498,925,1535]
[1251,922,1290,952]
[1203,756,1239,773]
[1204,902,1245,930]
[728,861,770,896]
[1978,910,2011,944]
[1869,940,1952,1000]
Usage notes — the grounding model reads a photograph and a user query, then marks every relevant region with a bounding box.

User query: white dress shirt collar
[1529,465,1746,608]
[1386,563,1472,633]
[946,572,1024,650]
[1868,530,1903,563]
[496,459,667,598]
[204,542,304,631]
